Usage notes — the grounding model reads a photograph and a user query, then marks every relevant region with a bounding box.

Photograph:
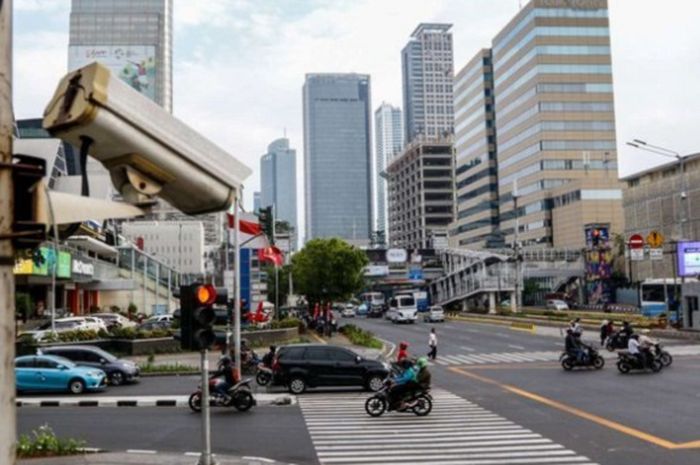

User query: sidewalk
[19,451,291,465]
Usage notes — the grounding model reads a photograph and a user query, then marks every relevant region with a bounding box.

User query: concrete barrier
[510,321,536,333]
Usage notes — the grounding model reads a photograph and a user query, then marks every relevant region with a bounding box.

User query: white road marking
[508,344,526,350]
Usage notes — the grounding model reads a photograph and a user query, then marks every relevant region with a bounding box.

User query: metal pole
[224,226,231,356]
[275,266,280,318]
[679,156,688,239]
[512,181,521,312]
[0,3,16,464]
[233,191,241,378]
[130,246,135,306]
[199,349,214,465]
[167,268,171,313]
[143,255,148,315]
[155,262,159,313]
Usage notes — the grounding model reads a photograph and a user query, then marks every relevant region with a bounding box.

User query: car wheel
[366,375,384,392]
[288,377,306,394]
[109,371,125,386]
[69,378,85,395]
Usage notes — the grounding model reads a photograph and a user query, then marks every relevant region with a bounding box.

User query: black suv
[273,344,389,394]
[41,345,140,386]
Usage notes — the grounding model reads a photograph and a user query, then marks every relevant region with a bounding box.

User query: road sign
[650,248,664,260]
[647,231,664,248]
[630,248,645,261]
[629,234,644,249]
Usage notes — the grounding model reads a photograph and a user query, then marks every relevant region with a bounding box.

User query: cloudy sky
[12,0,700,225]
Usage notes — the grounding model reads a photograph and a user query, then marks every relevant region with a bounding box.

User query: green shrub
[138,362,197,374]
[269,317,301,330]
[339,324,383,349]
[16,424,85,458]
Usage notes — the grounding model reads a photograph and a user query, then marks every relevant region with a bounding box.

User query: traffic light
[180,283,226,351]
[12,154,47,249]
[258,206,274,244]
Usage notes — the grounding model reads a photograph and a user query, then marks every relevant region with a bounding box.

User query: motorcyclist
[262,345,276,368]
[211,356,237,400]
[397,341,409,363]
[570,318,583,336]
[627,334,646,368]
[638,333,658,366]
[388,360,418,410]
[415,357,431,391]
[565,329,585,363]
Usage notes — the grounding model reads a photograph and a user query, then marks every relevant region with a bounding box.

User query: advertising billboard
[68,45,157,100]
[678,241,700,277]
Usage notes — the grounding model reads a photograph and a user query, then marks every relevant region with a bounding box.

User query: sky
[11,0,700,235]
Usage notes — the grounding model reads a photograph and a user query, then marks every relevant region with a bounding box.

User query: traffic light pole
[199,349,214,465]
[0,2,16,464]
[233,192,241,378]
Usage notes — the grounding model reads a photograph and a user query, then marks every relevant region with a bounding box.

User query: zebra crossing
[299,389,599,465]
[433,351,563,366]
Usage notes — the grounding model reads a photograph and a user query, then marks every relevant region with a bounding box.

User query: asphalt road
[16,317,700,465]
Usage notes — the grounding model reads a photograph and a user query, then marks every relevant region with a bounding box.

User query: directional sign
[647,231,664,248]
[629,234,645,249]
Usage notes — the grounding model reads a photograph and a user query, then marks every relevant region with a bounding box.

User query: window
[15,358,34,368]
[35,358,59,369]
[304,347,330,361]
[330,349,356,362]
[279,347,305,360]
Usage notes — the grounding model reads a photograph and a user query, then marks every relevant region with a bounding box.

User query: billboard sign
[677,241,700,277]
[57,252,72,278]
[364,265,390,277]
[386,248,407,263]
[68,45,157,100]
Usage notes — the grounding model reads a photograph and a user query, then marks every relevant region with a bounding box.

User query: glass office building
[303,74,373,243]
[374,103,403,235]
[260,138,298,236]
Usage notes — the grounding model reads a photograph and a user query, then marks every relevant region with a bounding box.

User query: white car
[388,295,418,324]
[546,300,569,311]
[146,314,173,324]
[423,306,445,323]
[20,319,86,342]
[341,307,356,318]
[92,313,137,329]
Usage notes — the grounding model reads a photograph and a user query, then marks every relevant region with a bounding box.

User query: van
[387,294,418,324]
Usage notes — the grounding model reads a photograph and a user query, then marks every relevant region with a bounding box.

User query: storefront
[66,257,98,315]
[14,247,72,319]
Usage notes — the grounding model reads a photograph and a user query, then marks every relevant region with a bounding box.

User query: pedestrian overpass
[429,247,585,312]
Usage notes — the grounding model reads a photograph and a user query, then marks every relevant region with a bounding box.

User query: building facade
[492,0,622,249]
[303,73,373,243]
[253,191,261,214]
[622,153,700,281]
[374,103,403,235]
[121,221,205,275]
[387,140,454,249]
[260,138,298,234]
[401,23,454,144]
[69,0,173,112]
[448,49,500,249]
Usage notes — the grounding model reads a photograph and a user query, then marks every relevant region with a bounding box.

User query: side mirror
[99,358,107,365]
[355,356,362,364]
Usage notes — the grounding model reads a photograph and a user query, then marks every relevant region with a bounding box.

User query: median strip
[16,394,295,408]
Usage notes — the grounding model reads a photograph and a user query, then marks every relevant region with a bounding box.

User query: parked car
[20,319,85,342]
[137,320,171,331]
[355,303,369,317]
[15,354,106,394]
[423,306,445,323]
[341,306,356,318]
[92,313,137,330]
[388,295,418,324]
[53,317,105,332]
[40,345,140,386]
[145,314,174,325]
[272,344,389,394]
[546,300,570,311]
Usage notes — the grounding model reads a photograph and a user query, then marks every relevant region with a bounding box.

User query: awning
[66,235,118,257]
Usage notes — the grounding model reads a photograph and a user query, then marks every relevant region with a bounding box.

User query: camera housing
[42,62,251,214]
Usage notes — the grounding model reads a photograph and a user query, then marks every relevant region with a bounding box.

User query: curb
[16,394,296,408]
[378,338,396,359]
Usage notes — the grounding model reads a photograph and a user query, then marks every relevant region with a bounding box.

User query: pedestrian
[428,328,437,360]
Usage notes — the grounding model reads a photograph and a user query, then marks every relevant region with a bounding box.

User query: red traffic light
[196,284,217,306]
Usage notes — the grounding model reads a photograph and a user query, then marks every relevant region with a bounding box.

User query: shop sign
[365,265,390,277]
[13,258,34,275]
[386,248,407,263]
[57,252,72,278]
[72,259,94,277]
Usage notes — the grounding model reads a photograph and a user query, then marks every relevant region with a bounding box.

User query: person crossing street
[428,328,438,360]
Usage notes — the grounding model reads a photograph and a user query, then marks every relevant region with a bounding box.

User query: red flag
[226,212,269,249]
[258,246,284,267]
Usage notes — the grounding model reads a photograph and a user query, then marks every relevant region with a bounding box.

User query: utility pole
[0,2,16,464]
[512,180,521,311]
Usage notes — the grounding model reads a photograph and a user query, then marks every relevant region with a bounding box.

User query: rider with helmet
[211,356,237,400]
[262,345,276,368]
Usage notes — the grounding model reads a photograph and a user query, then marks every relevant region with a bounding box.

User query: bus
[360,292,385,309]
[640,279,684,321]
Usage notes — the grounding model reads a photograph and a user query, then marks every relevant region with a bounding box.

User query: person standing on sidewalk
[428,328,438,360]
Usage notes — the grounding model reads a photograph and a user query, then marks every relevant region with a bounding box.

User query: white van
[387,294,418,324]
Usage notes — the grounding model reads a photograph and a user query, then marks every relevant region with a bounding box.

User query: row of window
[540,140,616,150]
[456,167,497,189]
[449,216,499,236]
[497,64,612,101]
[493,8,609,55]
[456,121,488,147]
[499,159,617,186]
[495,26,610,67]
[498,82,613,119]
[457,200,499,220]
[458,183,499,204]
[454,72,492,106]
[495,45,611,86]
[498,120,615,153]
[456,136,491,162]
[454,88,490,126]
[540,101,613,112]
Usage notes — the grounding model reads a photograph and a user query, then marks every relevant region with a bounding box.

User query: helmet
[416,357,428,369]
[399,341,409,350]
[566,328,573,334]
[269,345,277,352]
[219,356,232,366]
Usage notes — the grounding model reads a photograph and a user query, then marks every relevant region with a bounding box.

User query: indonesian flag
[226,212,269,249]
[258,246,284,267]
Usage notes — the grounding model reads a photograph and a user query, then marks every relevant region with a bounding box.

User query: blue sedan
[15,355,106,394]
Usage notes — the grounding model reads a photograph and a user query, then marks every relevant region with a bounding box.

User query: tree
[265,264,291,307]
[291,238,368,304]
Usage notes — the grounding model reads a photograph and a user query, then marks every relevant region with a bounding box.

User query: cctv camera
[42,62,252,215]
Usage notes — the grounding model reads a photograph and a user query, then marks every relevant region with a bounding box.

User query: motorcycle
[616,352,662,374]
[652,343,673,367]
[255,363,273,386]
[560,347,605,371]
[605,331,632,351]
[364,379,432,417]
[188,378,256,412]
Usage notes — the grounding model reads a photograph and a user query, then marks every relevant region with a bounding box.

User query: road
[17,317,700,465]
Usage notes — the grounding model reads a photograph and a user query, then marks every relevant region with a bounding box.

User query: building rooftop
[410,23,452,38]
[620,152,700,182]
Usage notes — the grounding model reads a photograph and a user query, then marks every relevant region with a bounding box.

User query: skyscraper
[303,74,373,243]
[401,23,454,144]
[493,0,621,248]
[68,0,173,112]
[374,103,403,235]
[449,49,500,249]
[260,138,298,234]
[253,191,261,214]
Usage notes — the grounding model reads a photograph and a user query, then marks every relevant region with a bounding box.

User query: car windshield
[399,297,415,306]
[92,348,117,362]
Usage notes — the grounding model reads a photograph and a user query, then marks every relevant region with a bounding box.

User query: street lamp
[626,140,689,239]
